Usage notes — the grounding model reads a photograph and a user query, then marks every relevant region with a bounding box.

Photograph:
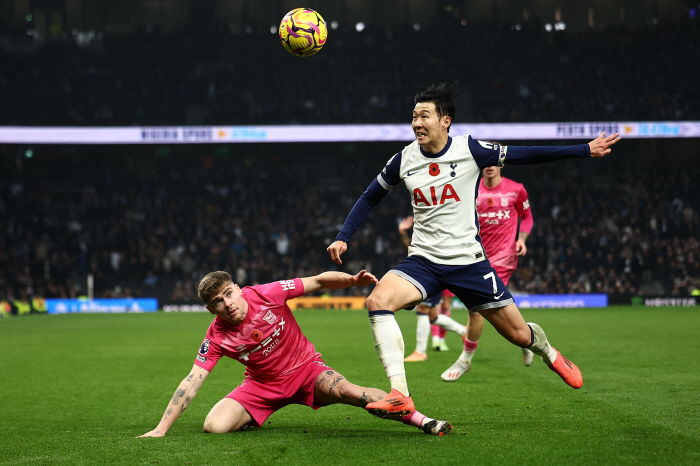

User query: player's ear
[442,115,451,129]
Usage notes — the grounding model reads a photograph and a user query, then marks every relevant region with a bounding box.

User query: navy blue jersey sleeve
[503,143,591,165]
[468,135,591,168]
[334,153,402,243]
[467,136,504,170]
[378,152,402,188]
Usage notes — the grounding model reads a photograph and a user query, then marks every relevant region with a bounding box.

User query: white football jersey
[335,134,587,266]
[376,135,502,265]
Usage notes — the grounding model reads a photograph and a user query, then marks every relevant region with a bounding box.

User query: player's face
[412,102,450,151]
[482,166,502,181]
[206,283,248,325]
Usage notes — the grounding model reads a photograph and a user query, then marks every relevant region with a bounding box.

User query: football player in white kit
[327,82,621,416]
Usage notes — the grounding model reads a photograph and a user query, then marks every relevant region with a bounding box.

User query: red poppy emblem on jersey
[429,163,440,176]
[251,329,263,342]
[487,198,494,207]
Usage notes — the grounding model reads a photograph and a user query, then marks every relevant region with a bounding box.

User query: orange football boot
[366,388,415,416]
[548,348,583,389]
[404,351,427,362]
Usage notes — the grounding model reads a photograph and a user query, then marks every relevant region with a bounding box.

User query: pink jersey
[477,177,533,271]
[194,278,321,380]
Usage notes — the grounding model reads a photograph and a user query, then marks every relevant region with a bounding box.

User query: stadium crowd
[2,15,700,313]
[1,144,698,312]
[1,19,699,127]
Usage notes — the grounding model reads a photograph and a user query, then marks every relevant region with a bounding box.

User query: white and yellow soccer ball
[279,8,327,57]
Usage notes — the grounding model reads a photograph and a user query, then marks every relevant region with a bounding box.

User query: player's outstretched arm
[588,131,621,158]
[138,364,209,437]
[301,270,378,295]
[327,240,348,264]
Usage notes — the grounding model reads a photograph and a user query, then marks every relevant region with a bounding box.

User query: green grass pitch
[1,306,699,465]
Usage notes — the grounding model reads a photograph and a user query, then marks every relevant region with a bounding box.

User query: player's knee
[366,292,390,312]
[512,327,532,347]
[203,417,230,434]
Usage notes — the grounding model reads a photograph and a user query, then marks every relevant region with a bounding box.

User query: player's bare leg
[203,398,253,433]
[480,303,582,388]
[441,311,482,381]
[364,272,423,414]
[313,370,451,435]
[440,312,484,382]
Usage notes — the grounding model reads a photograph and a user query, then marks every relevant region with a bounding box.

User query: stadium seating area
[1,20,699,126]
[1,142,698,307]
[2,17,699,310]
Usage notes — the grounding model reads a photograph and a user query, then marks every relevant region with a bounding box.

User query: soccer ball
[279,8,327,57]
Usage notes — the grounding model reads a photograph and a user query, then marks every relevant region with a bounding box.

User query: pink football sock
[463,338,479,352]
[402,410,427,428]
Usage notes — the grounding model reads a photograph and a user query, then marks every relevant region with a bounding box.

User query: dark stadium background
[1,0,699,313]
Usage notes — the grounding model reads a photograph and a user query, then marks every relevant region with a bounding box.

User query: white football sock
[369,312,409,396]
[433,314,466,336]
[415,313,430,355]
[527,322,557,365]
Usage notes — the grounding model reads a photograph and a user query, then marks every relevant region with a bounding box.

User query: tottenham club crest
[199,339,210,355]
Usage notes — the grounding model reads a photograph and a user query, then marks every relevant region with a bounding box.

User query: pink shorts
[226,359,333,427]
[493,266,514,287]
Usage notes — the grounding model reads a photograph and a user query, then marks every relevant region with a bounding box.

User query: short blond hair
[198,271,233,304]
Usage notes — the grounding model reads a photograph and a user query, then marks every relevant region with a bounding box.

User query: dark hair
[198,271,233,304]
[414,82,458,132]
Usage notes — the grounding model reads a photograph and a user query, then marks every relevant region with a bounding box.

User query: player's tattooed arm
[138,364,210,438]
[170,388,186,405]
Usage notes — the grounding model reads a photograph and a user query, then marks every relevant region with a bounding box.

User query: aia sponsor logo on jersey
[413,184,461,207]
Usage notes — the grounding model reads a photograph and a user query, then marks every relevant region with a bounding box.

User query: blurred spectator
[1,144,698,304]
[0,21,698,127]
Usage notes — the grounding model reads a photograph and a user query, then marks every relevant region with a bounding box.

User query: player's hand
[137,429,165,438]
[515,239,528,257]
[588,131,621,158]
[398,216,414,233]
[327,241,347,265]
[351,270,379,287]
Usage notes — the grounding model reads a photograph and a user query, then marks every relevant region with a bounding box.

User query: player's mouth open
[416,132,426,138]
